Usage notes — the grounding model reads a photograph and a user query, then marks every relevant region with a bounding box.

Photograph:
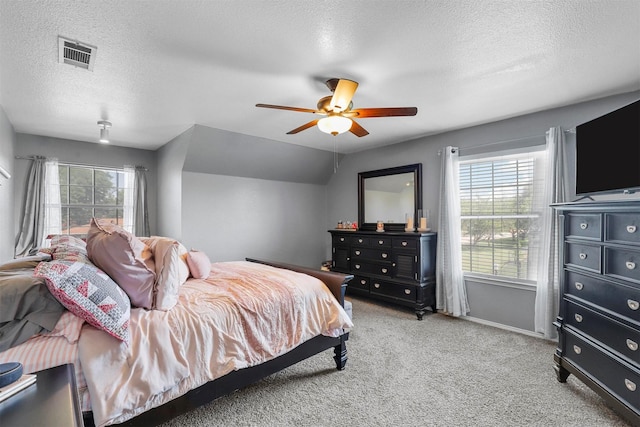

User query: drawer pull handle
[627,339,638,351]
[573,345,581,355]
[360,279,366,285]
[381,253,388,259]
[378,240,384,245]
[374,283,381,289]
[627,225,637,233]
[580,222,588,229]
[574,282,584,291]
[574,313,583,322]
[355,264,361,269]
[401,241,408,246]
[626,261,636,270]
[340,237,345,242]
[625,379,637,392]
[404,289,411,295]
[358,239,364,243]
[628,299,640,310]
[579,253,587,260]
[381,268,388,274]
[355,250,361,255]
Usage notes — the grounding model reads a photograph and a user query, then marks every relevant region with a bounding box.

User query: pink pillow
[186,249,211,279]
[85,218,156,309]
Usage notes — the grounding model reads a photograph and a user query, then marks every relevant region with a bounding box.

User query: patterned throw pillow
[34,260,131,343]
[43,234,91,264]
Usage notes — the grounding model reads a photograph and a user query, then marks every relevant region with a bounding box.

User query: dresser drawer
[605,247,640,285]
[350,275,371,292]
[371,236,392,248]
[333,235,350,246]
[565,300,640,365]
[564,330,639,414]
[370,279,416,303]
[392,237,418,250]
[565,270,640,323]
[566,213,602,241]
[565,242,601,273]
[606,213,640,246]
[352,247,391,261]
[351,236,371,247]
[351,260,393,277]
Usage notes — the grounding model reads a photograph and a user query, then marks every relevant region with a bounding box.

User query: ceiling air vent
[58,36,97,71]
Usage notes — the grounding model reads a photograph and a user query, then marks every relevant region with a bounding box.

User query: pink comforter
[79,261,353,426]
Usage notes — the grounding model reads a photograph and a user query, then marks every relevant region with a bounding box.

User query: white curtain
[123,166,135,233]
[534,127,569,339]
[436,146,469,317]
[43,159,61,239]
[123,165,150,236]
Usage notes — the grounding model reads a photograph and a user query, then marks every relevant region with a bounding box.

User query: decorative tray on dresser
[329,229,437,320]
[553,201,640,426]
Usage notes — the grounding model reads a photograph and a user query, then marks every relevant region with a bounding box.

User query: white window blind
[459,150,547,281]
[56,164,132,236]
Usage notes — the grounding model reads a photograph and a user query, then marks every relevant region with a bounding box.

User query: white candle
[406,217,413,229]
[420,217,427,230]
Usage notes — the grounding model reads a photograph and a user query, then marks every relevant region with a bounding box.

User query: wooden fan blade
[287,120,319,134]
[256,104,318,114]
[329,79,358,112]
[349,120,369,137]
[351,107,418,118]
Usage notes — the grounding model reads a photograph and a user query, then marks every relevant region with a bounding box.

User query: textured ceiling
[0,0,638,154]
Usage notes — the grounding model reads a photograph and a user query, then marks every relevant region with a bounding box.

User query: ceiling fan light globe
[318,116,352,135]
[99,128,109,143]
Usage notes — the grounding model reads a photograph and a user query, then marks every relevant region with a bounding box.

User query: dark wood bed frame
[83,258,353,427]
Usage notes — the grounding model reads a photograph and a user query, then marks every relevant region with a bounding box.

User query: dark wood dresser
[329,230,437,319]
[553,201,640,425]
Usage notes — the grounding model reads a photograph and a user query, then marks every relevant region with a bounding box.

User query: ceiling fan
[256,78,417,137]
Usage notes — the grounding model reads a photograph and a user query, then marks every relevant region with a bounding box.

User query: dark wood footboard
[83,259,353,427]
[245,257,354,306]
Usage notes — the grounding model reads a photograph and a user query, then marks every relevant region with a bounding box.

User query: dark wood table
[0,363,83,427]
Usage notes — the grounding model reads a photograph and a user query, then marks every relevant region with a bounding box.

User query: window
[459,149,547,282]
[57,165,130,237]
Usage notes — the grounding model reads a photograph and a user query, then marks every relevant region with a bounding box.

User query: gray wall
[156,127,192,240]
[13,134,158,236]
[158,124,339,267]
[327,90,640,333]
[182,172,327,266]
[0,105,15,261]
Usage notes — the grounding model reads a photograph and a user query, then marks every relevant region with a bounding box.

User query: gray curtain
[14,157,46,257]
[133,166,150,237]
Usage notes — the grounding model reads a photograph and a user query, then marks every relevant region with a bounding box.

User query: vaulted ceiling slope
[0,1,638,154]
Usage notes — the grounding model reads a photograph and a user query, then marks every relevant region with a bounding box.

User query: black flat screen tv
[575,99,640,198]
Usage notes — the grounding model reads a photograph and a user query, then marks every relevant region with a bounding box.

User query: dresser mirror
[358,163,422,231]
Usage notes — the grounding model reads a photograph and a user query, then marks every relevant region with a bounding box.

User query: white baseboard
[460,315,545,339]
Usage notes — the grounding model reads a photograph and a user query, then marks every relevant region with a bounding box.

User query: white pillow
[141,236,189,310]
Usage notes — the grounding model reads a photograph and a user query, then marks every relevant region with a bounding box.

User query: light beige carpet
[161,296,632,427]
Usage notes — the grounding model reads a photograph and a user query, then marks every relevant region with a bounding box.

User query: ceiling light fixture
[317,115,352,136]
[97,120,111,143]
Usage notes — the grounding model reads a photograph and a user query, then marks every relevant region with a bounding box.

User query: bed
[0,219,353,427]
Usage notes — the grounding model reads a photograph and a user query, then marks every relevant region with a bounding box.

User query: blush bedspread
[80,261,353,427]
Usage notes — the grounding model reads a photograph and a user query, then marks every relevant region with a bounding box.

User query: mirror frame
[358,163,423,232]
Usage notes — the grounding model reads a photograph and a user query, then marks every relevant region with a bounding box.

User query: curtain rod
[15,156,149,171]
[438,127,575,156]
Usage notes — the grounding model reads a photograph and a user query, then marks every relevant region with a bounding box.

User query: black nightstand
[0,363,83,427]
